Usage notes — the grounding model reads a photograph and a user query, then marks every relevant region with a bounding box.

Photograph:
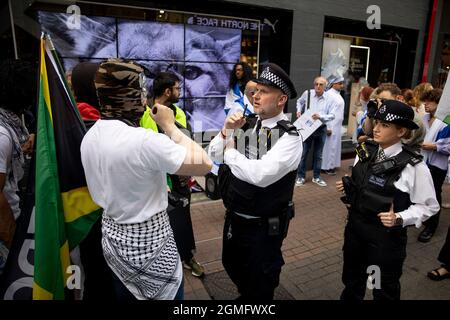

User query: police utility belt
[229,201,295,238]
[219,118,299,238]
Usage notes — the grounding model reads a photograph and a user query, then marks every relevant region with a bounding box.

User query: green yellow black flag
[33,34,101,300]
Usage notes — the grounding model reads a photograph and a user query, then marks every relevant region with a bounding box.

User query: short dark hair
[420,88,442,104]
[152,72,180,98]
[376,83,401,97]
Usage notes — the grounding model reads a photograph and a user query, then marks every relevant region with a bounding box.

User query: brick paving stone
[184,158,450,300]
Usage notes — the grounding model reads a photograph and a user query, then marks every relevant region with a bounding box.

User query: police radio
[151,105,185,130]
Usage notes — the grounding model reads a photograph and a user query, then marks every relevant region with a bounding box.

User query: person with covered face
[80,59,212,300]
[208,63,302,300]
[140,71,205,278]
[336,100,439,300]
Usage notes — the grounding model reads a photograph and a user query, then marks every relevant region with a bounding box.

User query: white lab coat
[322,88,345,170]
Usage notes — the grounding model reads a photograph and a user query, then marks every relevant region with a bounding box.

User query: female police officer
[336,100,439,300]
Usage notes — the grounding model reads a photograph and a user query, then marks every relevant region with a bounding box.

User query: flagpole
[8,0,18,59]
[43,34,86,130]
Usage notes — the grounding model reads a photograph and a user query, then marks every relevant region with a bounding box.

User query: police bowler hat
[373,99,419,130]
[254,63,297,99]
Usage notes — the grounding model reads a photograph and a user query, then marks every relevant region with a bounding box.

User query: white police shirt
[81,120,186,224]
[353,141,439,228]
[208,112,302,188]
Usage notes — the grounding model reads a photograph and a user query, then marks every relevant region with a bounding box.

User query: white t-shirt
[80,120,186,224]
[0,126,21,220]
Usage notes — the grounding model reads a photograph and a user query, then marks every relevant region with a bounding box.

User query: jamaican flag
[33,34,101,300]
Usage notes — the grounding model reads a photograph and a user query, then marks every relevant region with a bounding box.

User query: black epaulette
[276,120,299,136]
[401,145,423,166]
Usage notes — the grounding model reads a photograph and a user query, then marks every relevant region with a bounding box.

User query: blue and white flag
[224,83,254,116]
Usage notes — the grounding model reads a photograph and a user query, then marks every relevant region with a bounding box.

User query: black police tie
[251,119,262,160]
[376,148,387,162]
[255,119,262,136]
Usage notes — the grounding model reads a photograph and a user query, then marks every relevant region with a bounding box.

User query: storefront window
[37,8,260,132]
[322,33,399,142]
[437,35,450,89]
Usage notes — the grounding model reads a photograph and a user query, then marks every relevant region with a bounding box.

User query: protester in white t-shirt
[80,59,212,300]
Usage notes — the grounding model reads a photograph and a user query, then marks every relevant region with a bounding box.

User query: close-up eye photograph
[0,0,450,318]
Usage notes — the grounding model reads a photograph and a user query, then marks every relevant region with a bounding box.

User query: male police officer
[208,63,302,300]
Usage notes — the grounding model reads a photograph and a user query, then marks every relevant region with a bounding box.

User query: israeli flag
[224,83,254,116]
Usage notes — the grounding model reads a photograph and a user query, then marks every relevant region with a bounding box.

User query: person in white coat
[322,76,345,175]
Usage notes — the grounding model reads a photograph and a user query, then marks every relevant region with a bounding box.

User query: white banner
[436,79,450,125]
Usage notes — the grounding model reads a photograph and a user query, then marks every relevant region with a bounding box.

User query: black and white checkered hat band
[260,68,292,97]
[384,113,404,121]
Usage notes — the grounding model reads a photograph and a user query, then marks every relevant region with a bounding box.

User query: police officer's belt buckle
[355,143,370,162]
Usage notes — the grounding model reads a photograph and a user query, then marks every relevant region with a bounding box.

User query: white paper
[293,109,323,141]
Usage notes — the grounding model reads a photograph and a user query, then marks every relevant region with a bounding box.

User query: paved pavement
[183,158,450,300]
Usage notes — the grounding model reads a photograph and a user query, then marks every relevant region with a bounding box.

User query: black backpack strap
[301,90,310,114]
[401,145,423,166]
[307,89,310,111]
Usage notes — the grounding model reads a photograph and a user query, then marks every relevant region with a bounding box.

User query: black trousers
[222,212,285,300]
[341,214,407,300]
[438,226,450,267]
[167,203,195,262]
[79,217,115,300]
[423,164,447,231]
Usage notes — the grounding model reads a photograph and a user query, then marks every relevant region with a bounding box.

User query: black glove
[168,192,189,208]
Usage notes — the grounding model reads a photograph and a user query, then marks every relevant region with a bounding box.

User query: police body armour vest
[218,115,299,218]
[350,140,422,223]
